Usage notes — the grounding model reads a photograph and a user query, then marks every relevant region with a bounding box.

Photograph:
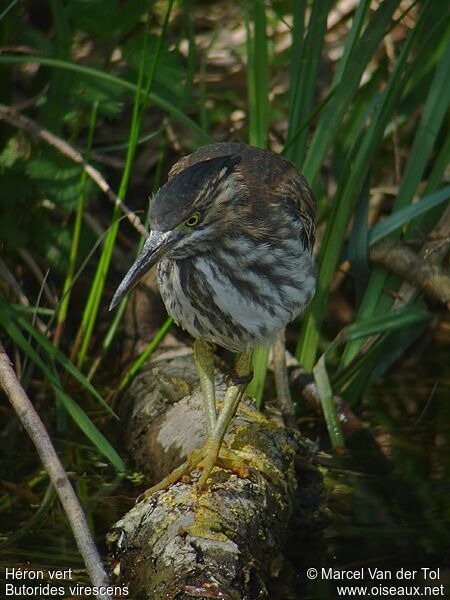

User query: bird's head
[110,154,245,310]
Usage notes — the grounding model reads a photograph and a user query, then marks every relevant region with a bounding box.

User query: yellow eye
[184,212,201,227]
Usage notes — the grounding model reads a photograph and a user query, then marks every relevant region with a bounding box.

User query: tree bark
[108,350,326,600]
[368,238,450,307]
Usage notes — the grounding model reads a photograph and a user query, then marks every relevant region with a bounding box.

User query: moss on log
[108,351,326,599]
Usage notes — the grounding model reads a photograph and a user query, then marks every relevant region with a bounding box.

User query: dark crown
[150,155,242,231]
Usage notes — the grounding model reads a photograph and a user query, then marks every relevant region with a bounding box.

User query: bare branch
[0,342,113,600]
[0,103,148,238]
[369,239,450,307]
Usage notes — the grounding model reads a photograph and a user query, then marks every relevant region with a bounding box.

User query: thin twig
[0,103,148,238]
[391,204,450,309]
[0,342,113,600]
[272,329,297,428]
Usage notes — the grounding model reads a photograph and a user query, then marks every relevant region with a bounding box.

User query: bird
[110,142,316,495]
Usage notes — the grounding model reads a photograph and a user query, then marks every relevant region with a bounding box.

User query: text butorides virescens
[110,142,316,495]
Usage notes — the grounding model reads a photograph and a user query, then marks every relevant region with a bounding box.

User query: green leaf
[286,0,332,166]
[247,345,270,407]
[302,0,400,186]
[245,0,269,148]
[119,317,173,391]
[343,23,450,365]
[313,355,345,449]
[9,306,118,419]
[337,322,427,404]
[53,384,124,472]
[76,0,177,369]
[26,149,91,211]
[346,175,370,300]
[122,34,183,101]
[392,21,450,215]
[339,305,431,342]
[0,55,211,144]
[368,186,450,245]
[298,0,428,370]
[0,307,124,470]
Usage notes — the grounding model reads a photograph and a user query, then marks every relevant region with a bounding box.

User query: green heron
[110,142,316,494]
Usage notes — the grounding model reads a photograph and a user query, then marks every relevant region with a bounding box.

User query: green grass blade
[6,306,117,418]
[77,3,175,369]
[45,0,71,133]
[118,317,173,391]
[346,175,370,302]
[297,2,427,371]
[336,322,427,403]
[416,133,450,232]
[302,0,400,186]
[245,0,269,147]
[0,54,210,144]
[8,305,55,317]
[283,87,336,157]
[422,127,450,197]
[244,0,270,398]
[180,0,197,107]
[313,355,345,449]
[93,125,165,153]
[287,0,306,114]
[0,0,20,22]
[89,135,170,380]
[392,25,450,215]
[285,0,370,162]
[53,385,124,471]
[286,0,331,166]
[0,308,124,470]
[342,24,450,365]
[339,305,431,342]
[55,102,98,342]
[368,186,450,245]
[334,1,371,84]
[247,345,270,406]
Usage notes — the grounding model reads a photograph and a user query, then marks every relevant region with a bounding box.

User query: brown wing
[169,142,316,251]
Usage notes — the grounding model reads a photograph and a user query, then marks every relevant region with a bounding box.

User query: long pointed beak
[109,230,179,310]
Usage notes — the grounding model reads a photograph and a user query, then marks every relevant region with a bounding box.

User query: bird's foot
[190,439,250,490]
[138,440,250,502]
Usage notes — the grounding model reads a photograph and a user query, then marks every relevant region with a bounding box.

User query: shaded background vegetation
[0,0,449,597]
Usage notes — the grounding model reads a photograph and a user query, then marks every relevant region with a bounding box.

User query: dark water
[1,340,449,599]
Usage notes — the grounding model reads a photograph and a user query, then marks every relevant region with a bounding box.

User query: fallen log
[107,350,326,599]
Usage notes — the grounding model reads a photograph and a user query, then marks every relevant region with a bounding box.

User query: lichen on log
[108,351,326,599]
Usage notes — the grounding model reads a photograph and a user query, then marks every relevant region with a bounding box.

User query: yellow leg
[194,339,216,434]
[196,384,242,490]
[139,350,253,501]
[197,351,252,490]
